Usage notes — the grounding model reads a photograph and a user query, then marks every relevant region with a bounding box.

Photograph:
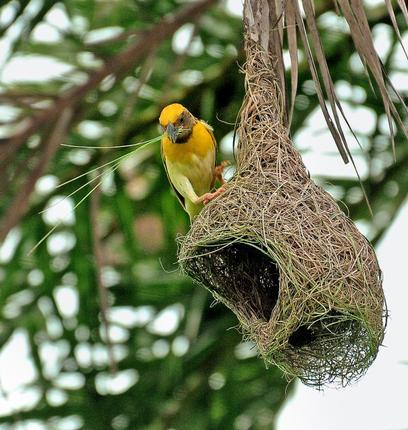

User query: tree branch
[0,108,73,243]
[90,186,117,375]
[0,0,217,168]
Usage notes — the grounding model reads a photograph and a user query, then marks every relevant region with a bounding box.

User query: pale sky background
[277,203,408,430]
[0,1,407,429]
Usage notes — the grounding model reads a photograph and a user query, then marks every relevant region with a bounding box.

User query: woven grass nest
[179,34,387,386]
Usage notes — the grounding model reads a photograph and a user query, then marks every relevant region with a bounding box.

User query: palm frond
[270,0,408,163]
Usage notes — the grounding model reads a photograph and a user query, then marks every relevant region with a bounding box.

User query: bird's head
[159,103,196,144]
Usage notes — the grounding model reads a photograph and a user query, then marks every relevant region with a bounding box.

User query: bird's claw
[199,186,226,205]
[214,160,230,185]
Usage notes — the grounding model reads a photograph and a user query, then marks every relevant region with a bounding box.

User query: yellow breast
[162,121,214,164]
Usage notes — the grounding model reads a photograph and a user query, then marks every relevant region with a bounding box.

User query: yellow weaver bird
[159,103,226,220]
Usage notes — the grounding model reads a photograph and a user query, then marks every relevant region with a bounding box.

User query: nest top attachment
[178,36,386,387]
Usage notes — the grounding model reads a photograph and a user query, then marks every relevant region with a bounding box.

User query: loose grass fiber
[178,10,386,387]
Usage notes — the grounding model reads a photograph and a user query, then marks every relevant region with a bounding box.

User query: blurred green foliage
[0,0,406,429]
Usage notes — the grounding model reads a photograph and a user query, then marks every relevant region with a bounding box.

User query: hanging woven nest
[178,2,388,387]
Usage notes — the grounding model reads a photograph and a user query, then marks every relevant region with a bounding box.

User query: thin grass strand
[30,138,158,255]
[60,135,162,150]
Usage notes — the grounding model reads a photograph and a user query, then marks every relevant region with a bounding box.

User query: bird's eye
[179,117,184,124]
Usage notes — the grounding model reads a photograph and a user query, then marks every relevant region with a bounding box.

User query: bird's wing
[160,141,186,210]
[199,120,217,189]
[199,120,217,161]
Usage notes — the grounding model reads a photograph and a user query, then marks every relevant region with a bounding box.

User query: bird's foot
[214,160,230,185]
[197,186,226,205]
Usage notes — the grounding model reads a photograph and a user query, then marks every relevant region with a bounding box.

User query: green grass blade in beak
[166,123,178,143]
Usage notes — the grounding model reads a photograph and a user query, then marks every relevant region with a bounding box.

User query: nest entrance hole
[185,243,280,321]
[285,312,374,386]
[288,311,364,349]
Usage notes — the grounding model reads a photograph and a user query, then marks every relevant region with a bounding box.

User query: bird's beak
[166,123,178,143]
